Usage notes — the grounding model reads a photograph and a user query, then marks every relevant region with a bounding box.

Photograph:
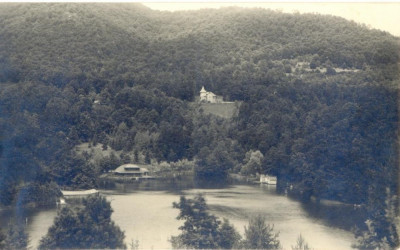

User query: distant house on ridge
[199,86,223,103]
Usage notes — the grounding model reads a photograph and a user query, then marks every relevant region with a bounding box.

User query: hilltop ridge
[0,3,398,95]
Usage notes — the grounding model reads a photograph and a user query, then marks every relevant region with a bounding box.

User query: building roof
[62,189,99,197]
[114,164,149,174]
[200,86,207,93]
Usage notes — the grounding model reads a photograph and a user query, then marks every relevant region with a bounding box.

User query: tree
[240,150,264,176]
[292,234,311,250]
[242,215,281,249]
[1,224,29,250]
[195,141,235,183]
[171,194,240,249]
[352,190,400,249]
[219,218,242,249]
[16,182,62,207]
[51,152,97,189]
[326,66,336,75]
[98,152,121,173]
[0,230,5,249]
[352,219,393,250]
[39,195,126,249]
[0,179,17,206]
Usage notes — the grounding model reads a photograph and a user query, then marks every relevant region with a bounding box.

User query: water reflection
[100,176,232,195]
[300,200,366,231]
[180,185,355,249]
[1,181,357,249]
[100,176,197,193]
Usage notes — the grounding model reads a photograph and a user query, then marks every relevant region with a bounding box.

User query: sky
[141,2,400,37]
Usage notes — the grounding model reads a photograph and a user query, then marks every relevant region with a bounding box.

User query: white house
[199,86,223,103]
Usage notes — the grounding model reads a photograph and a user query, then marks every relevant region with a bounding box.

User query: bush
[292,234,311,250]
[242,215,281,249]
[1,225,29,250]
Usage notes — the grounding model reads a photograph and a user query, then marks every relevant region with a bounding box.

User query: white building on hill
[199,86,223,103]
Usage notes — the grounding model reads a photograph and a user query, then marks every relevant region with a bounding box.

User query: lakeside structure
[97,163,156,183]
[112,163,154,180]
[60,189,99,204]
[61,189,99,198]
[259,174,277,185]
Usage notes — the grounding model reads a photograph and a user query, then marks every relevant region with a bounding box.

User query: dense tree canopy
[0,3,398,247]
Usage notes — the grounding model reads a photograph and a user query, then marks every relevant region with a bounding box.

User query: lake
[1,182,357,249]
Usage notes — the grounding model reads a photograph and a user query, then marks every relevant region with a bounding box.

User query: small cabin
[114,164,149,177]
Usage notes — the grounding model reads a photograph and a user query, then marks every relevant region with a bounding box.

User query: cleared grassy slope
[198,102,240,119]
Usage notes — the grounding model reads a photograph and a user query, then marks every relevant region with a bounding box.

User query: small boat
[259,174,277,185]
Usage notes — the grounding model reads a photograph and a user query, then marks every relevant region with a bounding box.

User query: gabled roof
[206,92,216,97]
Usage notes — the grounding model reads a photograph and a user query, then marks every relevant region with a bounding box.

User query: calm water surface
[1,183,356,249]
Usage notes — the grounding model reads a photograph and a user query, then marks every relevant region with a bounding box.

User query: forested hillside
[0,3,399,247]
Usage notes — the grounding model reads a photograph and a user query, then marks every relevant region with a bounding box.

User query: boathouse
[114,164,150,177]
[259,174,277,185]
[61,189,99,199]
